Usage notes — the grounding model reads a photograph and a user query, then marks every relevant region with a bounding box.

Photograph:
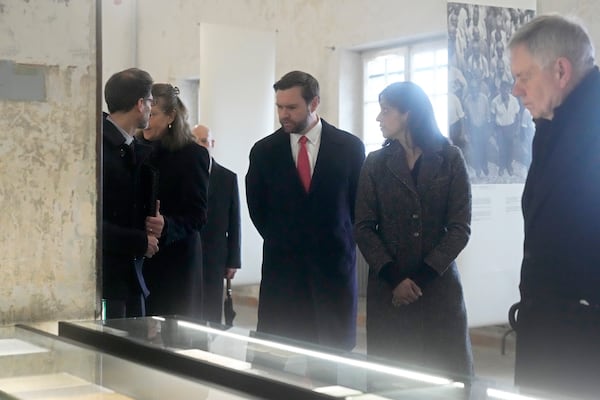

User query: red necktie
[297,135,311,192]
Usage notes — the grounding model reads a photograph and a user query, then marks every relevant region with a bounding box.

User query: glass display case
[57,317,557,400]
[0,324,258,400]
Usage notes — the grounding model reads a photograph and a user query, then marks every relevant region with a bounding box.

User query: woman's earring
[168,123,172,129]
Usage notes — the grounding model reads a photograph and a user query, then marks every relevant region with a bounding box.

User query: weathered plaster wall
[0,0,97,323]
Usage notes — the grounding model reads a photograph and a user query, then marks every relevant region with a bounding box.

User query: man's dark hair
[273,70,320,104]
[104,68,153,113]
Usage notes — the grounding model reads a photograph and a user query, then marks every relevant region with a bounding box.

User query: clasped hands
[391,278,423,307]
[144,200,164,258]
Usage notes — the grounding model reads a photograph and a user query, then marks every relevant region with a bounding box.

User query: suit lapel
[385,142,418,195]
[272,130,306,194]
[208,159,220,202]
[384,141,444,198]
[310,120,344,195]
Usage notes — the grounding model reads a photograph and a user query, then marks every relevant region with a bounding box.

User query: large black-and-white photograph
[448,2,535,183]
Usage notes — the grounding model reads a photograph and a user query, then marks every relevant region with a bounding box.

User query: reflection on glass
[57,318,564,400]
[178,320,453,386]
[487,388,545,400]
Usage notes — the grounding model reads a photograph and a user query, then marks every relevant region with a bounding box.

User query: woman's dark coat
[143,140,209,318]
[354,140,473,378]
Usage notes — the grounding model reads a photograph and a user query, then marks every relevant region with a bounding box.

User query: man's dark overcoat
[102,112,153,316]
[246,119,365,350]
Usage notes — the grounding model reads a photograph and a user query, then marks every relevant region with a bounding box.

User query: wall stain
[0,64,96,324]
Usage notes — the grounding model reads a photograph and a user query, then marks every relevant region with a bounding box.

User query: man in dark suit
[246,71,365,350]
[102,68,164,318]
[193,124,241,324]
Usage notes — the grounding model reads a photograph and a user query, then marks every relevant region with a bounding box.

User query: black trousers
[514,299,600,399]
[103,294,145,319]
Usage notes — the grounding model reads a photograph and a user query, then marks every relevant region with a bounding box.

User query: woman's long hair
[152,83,195,151]
[379,81,448,152]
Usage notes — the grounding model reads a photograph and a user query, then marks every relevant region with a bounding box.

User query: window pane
[387,72,404,85]
[364,102,382,145]
[412,51,434,69]
[367,57,386,77]
[363,40,449,148]
[412,69,435,93]
[366,75,387,102]
[386,55,405,74]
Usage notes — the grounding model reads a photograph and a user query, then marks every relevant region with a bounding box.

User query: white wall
[101,0,137,110]
[199,23,276,284]
[131,0,448,125]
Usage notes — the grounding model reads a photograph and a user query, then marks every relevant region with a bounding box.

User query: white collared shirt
[106,115,134,145]
[289,118,322,177]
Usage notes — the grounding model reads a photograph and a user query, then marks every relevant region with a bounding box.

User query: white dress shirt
[289,118,322,177]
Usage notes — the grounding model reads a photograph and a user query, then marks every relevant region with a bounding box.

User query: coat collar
[103,112,127,148]
[273,118,341,196]
[523,66,600,219]
[384,139,444,196]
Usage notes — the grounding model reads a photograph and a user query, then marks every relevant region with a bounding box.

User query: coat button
[120,148,126,157]
[413,232,420,237]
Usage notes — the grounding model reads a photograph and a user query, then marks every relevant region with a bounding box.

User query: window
[362,39,448,154]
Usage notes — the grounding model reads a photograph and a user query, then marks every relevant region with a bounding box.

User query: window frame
[362,37,448,154]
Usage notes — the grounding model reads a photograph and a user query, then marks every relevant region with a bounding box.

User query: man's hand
[145,235,159,258]
[391,278,422,307]
[225,268,237,279]
[146,200,164,237]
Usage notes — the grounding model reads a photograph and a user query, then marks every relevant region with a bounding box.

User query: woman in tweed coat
[354,82,473,380]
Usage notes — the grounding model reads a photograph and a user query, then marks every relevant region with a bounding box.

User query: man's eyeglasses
[142,97,158,106]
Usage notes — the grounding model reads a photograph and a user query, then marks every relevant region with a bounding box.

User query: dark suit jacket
[246,119,365,350]
[143,140,210,319]
[102,113,153,308]
[200,159,241,323]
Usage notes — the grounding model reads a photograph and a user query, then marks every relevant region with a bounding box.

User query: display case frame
[59,317,338,400]
[57,316,479,400]
[0,324,259,400]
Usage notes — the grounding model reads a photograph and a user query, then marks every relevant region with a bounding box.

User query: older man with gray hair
[509,14,600,398]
